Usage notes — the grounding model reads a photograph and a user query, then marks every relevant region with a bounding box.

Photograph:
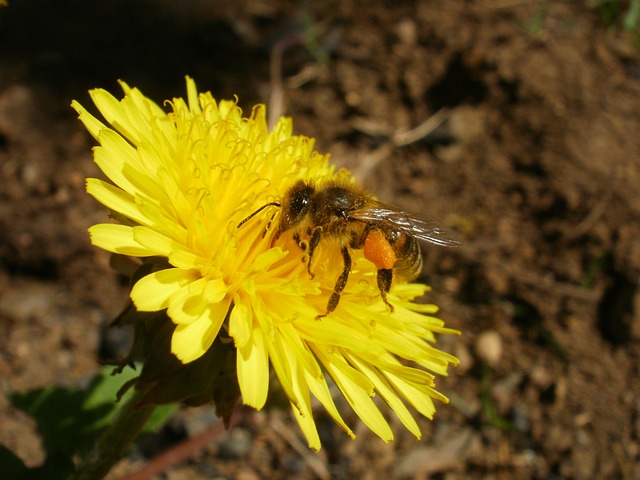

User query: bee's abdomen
[391,233,422,280]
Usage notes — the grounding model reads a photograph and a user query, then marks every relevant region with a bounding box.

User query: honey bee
[239,178,460,318]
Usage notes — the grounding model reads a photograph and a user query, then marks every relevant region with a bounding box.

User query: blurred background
[1,1,639,478]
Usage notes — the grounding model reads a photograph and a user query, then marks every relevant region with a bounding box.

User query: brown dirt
[1,1,640,479]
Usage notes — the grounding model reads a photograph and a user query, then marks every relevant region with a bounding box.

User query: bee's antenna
[237,202,281,228]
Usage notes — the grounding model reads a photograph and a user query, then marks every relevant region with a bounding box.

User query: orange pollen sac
[363,229,397,270]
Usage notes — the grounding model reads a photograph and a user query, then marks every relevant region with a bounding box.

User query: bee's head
[279,180,315,232]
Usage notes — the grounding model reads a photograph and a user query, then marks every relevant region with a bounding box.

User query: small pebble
[395,18,417,45]
[475,330,502,366]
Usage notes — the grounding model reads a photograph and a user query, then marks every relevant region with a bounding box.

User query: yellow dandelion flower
[72,77,459,450]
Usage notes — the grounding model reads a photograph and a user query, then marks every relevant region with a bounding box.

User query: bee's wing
[350,204,462,247]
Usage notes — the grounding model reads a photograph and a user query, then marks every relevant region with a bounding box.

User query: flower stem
[71,387,156,480]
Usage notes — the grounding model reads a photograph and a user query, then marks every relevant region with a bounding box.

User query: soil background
[1,1,640,479]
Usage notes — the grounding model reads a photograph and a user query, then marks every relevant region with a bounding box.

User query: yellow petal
[203,278,229,304]
[251,248,287,271]
[290,390,320,450]
[168,248,209,271]
[277,333,320,450]
[347,353,421,439]
[132,226,182,257]
[314,346,394,442]
[93,129,143,195]
[291,401,320,451]
[172,297,232,363]
[404,301,439,314]
[166,276,210,324]
[185,76,201,114]
[237,323,269,409]
[229,295,252,348]
[88,224,150,256]
[118,80,167,120]
[296,317,384,355]
[89,88,143,145]
[385,371,442,419]
[290,334,354,438]
[86,178,149,226]
[71,100,108,141]
[266,329,299,415]
[131,268,199,311]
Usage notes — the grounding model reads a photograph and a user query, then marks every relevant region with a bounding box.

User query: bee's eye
[291,194,310,214]
[285,182,314,222]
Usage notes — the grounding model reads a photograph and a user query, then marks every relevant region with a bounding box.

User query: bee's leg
[351,223,372,250]
[316,246,351,320]
[306,226,322,279]
[376,268,395,313]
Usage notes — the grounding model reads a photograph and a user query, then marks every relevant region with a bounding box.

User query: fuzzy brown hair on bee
[238,178,460,319]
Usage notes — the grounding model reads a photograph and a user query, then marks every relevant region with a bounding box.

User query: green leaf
[624,0,640,31]
[9,366,175,458]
